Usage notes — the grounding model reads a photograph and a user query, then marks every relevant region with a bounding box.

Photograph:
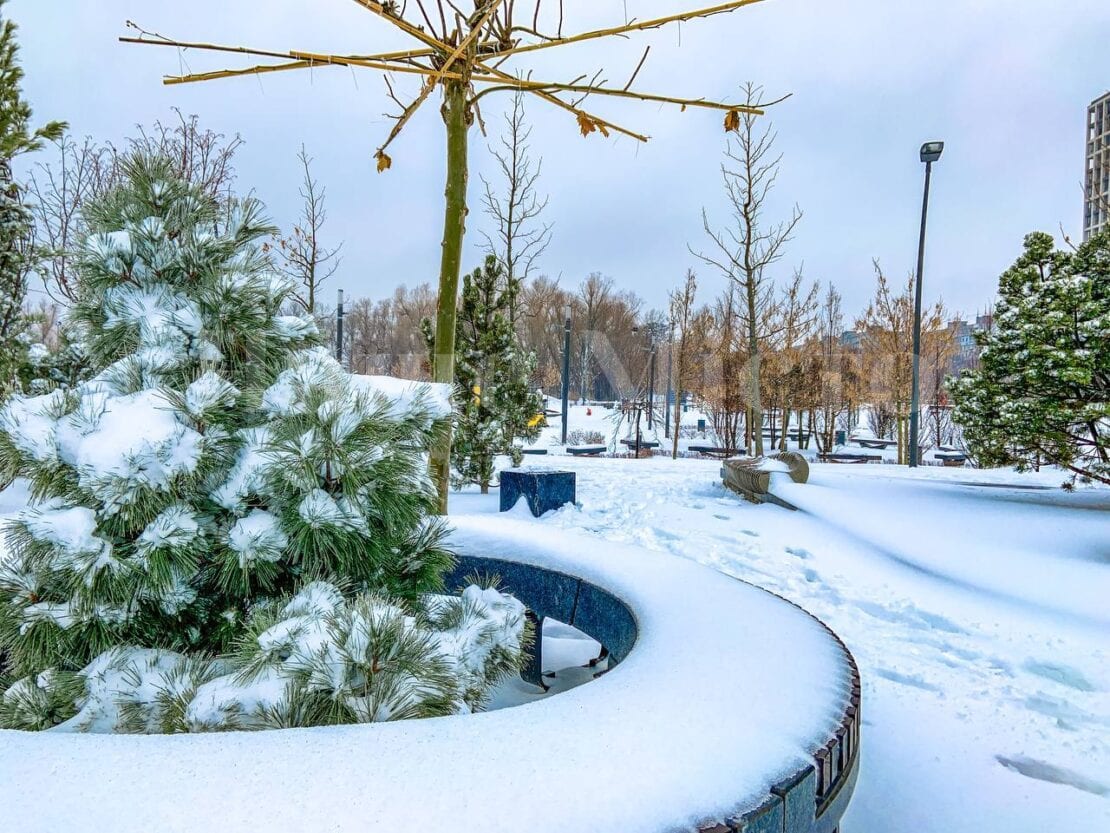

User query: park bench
[935,451,968,466]
[688,445,744,458]
[818,452,881,464]
[721,451,809,509]
[619,438,660,450]
[520,448,548,456]
[566,445,607,457]
[853,438,898,449]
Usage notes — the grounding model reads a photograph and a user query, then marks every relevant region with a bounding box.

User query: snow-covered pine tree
[428,256,542,493]
[0,0,65,398]
[0,153,527,732]
[950,231,1110,485]
[22,319,90,395]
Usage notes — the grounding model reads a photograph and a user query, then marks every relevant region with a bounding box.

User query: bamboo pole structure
[121,0,782,512]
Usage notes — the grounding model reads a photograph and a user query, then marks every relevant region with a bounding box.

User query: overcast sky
[12,1,1110,318]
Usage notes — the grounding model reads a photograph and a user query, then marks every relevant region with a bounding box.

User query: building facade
[1085,91,1110,240]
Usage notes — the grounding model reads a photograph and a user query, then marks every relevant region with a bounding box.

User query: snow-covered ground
[453,459,1110,832]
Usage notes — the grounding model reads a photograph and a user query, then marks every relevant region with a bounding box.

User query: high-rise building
[1085,91,1110,240]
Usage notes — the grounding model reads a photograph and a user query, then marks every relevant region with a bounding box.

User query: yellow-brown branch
[487,0,768,59]
[348,0,451,53]
[473,60,649,142]
[471,75,762,115]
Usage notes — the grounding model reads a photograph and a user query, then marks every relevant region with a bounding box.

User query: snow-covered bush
[567,430,605,446]
[0,153,527,732]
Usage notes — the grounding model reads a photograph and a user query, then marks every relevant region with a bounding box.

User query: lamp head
[920,141,944,163]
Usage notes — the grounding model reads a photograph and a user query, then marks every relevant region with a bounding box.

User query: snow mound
[0,518,851,833]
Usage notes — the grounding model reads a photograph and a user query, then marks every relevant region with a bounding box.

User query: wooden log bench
[721,452,809,509]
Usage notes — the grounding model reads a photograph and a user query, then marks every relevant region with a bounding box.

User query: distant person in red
[586,407,592,416]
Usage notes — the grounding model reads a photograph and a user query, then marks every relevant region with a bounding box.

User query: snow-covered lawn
[454,458,1110,832]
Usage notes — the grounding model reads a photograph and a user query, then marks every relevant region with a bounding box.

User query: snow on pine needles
[0,153,527,734]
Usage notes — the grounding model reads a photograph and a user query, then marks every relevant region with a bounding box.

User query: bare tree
[812,282,845,452]
[668,269,698,459]
[693,82,801,456]
[480,90,551,319]
[857,260,945,464]
[766,269,818,450]
[128,109,242,204]
[517,275,567,388]
[27,111,242,304]
[702,286,746,452]
[274,145,342,313]
[25,136,115,303]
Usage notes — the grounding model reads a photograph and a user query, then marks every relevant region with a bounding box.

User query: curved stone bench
[0,517,859,833]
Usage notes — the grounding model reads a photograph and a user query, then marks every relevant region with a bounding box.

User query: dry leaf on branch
[724,109,741,132]
[375,150,392,173]
[577,113,597,137]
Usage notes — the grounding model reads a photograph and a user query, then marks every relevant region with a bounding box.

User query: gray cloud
[13,1,1110,317]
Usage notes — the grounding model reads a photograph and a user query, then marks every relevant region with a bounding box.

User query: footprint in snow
[652,527,683,542]
[785,546,812,559]
[853,599,966,635]
[873,667,943,693]
[996,755,1110,798]
[1022,659,1098,692]
[1022,694,1107,731]
[712,513,730,521]
[741,529,759,537]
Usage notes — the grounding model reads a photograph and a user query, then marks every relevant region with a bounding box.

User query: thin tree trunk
[748,295,763,456]
[430,80,469,513]
[672,352,684,459]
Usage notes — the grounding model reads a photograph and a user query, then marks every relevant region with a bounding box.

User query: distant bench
[689,445,745,458]
[935,452,968,467]
[566,445,607,457]
[619,438,660,450]
[818,452,881,464]
[853,438,898,449]
[520,448,548,456]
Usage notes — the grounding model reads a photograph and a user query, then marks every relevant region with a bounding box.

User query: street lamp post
[909,140,944,468]
[646,341,657,430]
[560,304,572,445]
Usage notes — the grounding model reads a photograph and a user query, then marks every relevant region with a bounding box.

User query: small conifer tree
[950,231,1109,485]
[428,256,542,493]
[0,0,65,398]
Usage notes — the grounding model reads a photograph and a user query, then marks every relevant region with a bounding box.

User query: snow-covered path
[454,459,1110,832]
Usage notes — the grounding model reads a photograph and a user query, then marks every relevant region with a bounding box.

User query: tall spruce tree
[0,0,65,397]
[0,154,526,732]
[428,256,542,494]
[950,231,1109,485]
